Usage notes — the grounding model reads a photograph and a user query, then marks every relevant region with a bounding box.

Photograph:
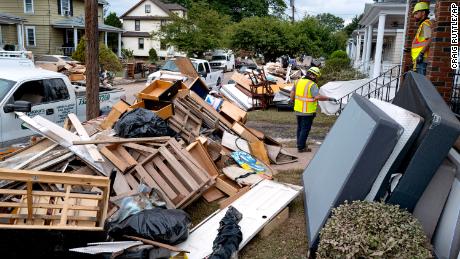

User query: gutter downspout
[400,0,410,67]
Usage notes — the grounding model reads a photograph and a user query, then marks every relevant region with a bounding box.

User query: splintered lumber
[73,137,171,145]
[124,235,189,253]
[123,139,212,209]
[100,145,137,173]
[0,169,110,230]
[100,100,131,130]
[68,113,104,163]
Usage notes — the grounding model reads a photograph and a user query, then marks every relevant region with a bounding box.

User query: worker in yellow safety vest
[411,1,432,75]
[290,67,336,153]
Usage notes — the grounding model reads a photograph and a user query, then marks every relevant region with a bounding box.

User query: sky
[108,0,374,24]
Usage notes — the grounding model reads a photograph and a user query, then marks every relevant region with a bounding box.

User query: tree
[72,37,122,72]
[154,1,231,57]
[344,14,363,36]
[149,48,159,63]
[316,13,344,32]
[104,12,122,28]
[165,0,287,22]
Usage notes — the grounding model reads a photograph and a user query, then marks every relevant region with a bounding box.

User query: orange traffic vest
[294,79,317,114]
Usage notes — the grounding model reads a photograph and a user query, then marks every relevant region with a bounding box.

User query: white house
[120,0,186,58]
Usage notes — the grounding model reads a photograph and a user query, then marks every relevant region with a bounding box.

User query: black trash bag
[208,206,243,259]
[107,208,191,245]
[114,108,174,138]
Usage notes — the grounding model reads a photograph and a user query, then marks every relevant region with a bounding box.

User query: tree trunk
[85,0,99,120]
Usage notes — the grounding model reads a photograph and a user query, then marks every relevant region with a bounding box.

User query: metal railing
[336,64,402,114]
[450,68,460,116]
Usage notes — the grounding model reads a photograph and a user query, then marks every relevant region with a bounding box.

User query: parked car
[147,58,223,89]
[35,55,79,68]
[235,58,258,70]
[0,66,125,147]
[210,50,235,72]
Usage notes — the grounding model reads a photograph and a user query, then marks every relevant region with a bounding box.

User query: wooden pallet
[123,139,213,209]
[0,169,110,230]
[168,101,202,143]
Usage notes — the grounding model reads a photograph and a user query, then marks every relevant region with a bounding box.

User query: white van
[210,50,235,72]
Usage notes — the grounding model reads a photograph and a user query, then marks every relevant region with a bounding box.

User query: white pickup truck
[0,67,125,147]
[147,58,224,89]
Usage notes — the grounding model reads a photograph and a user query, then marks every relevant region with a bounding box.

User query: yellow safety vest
[294,79,317,114]
[411,19,432,62]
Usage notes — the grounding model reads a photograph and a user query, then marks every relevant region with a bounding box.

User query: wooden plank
[0,189,103,200]
[100,100,130,130]
[218,186,250,209]
[124,235,190,253]
[26,182,32,222]
[159,147,200,190]
[202,186,226,203]
[232,122,260,142]
[68,113,105,163]
[151,157,190,195]
[0,202,99,211]
[168,140,210,184]
[220,100,248,124]
[13,144,59,170]
[100,145,137,173]
[215,175,241,197]
[175,57,199,78]
[59,185,72,225]
[186,141,219,179]
[259,207,289,238]
[123,143,157,154]
[73,137,171,145]
[1,214,97,222]
[136,164,177,201]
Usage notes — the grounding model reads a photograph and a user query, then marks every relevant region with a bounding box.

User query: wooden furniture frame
[0,169,110,230]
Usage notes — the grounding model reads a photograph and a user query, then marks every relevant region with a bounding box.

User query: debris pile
[0,61,302,258]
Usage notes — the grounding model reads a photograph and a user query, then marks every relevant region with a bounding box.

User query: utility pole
[290,0,295,23]
[85,0,99,120]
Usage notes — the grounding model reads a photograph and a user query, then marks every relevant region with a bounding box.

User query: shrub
[121,48,134,61]
[324,57,351,72]
[148,48,159,63]
[71,37,122,72]
[317,201,432,259]
[330,50,348,59]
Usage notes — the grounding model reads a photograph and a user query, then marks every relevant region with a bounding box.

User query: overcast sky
[108,0,373,24]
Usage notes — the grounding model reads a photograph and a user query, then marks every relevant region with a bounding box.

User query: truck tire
[217,77,221,87]
[224,66,227,73]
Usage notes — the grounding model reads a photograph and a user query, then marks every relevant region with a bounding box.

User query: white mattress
[365,99,423,201]
[220,84,253,111]
[318,79,369,115]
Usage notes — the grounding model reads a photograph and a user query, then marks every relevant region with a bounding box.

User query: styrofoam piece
[220,84,253,111]
[413,159,456,239]
[175,180,302,259]
[365,98,423,201]
[70,241,143,254]
[303,95,402,249]
[432,178,460,259]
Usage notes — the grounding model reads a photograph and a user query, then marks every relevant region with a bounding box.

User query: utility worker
[411,1,432,75]
[290,67,336,153]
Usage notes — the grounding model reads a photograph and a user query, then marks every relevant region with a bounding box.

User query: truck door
[0,78,74,146]
[204,62,214,87]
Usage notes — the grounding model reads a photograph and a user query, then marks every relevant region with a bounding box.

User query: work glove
[328,97,338,103]
[416,53,424,64]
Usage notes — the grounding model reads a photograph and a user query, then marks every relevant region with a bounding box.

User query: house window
[138,38,144,50]
[25,26,36,47]
[135,20,140,31]
[24,0,34,13]
[61,0,71,16]
[145,4,151,13]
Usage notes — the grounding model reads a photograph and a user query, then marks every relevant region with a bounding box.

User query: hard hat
[308,66,321,78]
[413,2,429,14]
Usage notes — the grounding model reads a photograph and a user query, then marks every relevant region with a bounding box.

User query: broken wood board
[0,168,110,230]
[215,175,241,197]
[124,235,190,253]
[100,145,137,173]
[123,139,212,209]
[186,141,219,179]
[174,180,302,258]
[218,186,250,209]
[175,57,199,79]
[259,207,289,238]
[220,100,248,124]
[202,186,226,203]
[231,122,260,142]
[16,112,107,175]
[168,101,202,144]
[68,113,105,163]
[100,100,131,130]
[73,137,171,145]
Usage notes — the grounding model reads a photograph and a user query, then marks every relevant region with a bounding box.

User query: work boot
[298,147,312,153]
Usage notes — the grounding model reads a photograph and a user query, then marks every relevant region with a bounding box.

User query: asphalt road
[116,71,234,104]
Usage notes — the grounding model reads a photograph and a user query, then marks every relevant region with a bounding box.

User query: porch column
[73,27,78,48]
[17,23,24,50]
[373,13,386,78]
[117,32,122,57]
[355,32,362,65]
[365,25,373,72]
[104,31,108,46]
[362,29,368,69]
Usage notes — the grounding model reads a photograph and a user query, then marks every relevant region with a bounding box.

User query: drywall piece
[16,112,107,175]
[365,98,423,201]
[388,72,460,211]
[220,84,253,111]
[413,158,457,239]
[303,94,402,250]
[70,241,143,254]
[175,180,302,258]
[432,178,460,259]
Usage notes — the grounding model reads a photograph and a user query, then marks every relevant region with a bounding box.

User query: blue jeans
[416,62,427,76]
[296,114,315,150]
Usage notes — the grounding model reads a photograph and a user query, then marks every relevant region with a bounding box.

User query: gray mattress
[303,94,402,249]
